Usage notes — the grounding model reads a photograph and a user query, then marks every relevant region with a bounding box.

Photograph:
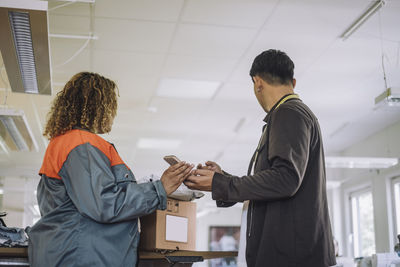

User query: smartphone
[163,155,181,166]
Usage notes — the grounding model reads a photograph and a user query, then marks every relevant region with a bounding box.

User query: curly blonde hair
[43,72,118,139]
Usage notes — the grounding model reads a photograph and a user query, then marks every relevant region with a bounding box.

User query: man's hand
[184,169,214,191]
[196,161,222,174]
[161,162,194,195]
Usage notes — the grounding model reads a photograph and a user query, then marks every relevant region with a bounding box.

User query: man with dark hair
[185,49,336,267]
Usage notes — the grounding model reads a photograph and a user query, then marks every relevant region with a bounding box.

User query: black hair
[249,49,294,86]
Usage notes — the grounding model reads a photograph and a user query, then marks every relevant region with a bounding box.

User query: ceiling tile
[50,41,91,75]
[47,2,91,17]
[49,14,91,35]
[92,51,163,77]
[214,82,256,102]
[91,50,164,99]
[93,18,176,53]
[229,30,335,83]
[182,0,279,28]
[162,55,237,81]
[94,0,184,22]
[265,0,370,35]
[170,24,257,58]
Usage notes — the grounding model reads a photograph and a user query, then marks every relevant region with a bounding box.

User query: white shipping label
[165,215,188,243]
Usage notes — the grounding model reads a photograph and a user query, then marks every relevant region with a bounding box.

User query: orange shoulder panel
[39,129,127,179]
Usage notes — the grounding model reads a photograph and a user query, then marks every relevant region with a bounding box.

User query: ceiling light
[53,0,95,2]
[157,78,220,99]
[137,138,182,150]
[340,0,385,41]
[375,87,400,107]
[0,1,51,95]
[147,106,158,113]
[49,33,98,40]
[0,108,38,152]
[327,181,341,190]
[325,156,398,169]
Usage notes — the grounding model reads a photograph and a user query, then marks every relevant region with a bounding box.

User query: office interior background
[0,0,400,265]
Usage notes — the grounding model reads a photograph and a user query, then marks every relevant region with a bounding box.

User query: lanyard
[251,94,299,175]
[275,94,299,110]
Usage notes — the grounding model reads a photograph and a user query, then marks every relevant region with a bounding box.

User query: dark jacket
[212,96,336,267]
[28,129,167,267]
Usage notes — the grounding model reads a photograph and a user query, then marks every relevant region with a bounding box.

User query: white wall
[194,195,242,267]
[329,119,400,257]
[1,176,39,228]
[327,185,345,256]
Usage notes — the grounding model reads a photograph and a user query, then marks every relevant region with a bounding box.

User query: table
[0,247,238,267]
[0,247,29,267]
[139,250,238,266]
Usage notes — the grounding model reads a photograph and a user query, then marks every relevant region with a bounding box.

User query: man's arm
[214,107,311,202]
[196,161,237,207]
[186,107,312,202]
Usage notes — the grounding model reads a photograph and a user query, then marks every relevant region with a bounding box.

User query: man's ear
[253,76,263,91]
[292,78,296,89]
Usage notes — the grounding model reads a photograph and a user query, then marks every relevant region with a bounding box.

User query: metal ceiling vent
[0,1,51,95]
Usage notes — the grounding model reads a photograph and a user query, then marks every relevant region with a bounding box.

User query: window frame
[391,176,400,246]
[348,186,376,258]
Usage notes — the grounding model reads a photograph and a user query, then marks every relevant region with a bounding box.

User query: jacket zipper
[246,95,298,238]
[248,201,253,237]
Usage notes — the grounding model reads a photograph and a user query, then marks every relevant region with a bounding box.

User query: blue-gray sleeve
[59,142,167,223]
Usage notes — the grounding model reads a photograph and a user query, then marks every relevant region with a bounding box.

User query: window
[392,177,400,242]
[350,188,376,258]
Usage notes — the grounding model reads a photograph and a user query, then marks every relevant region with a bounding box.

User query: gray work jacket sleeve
[59,142,167,223]
[212,106,311,202]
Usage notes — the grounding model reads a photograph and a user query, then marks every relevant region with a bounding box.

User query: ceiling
[1,0,400,184]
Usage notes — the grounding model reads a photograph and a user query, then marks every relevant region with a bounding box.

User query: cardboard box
[139,199,196,251]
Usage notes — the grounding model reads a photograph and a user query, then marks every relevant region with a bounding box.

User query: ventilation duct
[0,1,51,95]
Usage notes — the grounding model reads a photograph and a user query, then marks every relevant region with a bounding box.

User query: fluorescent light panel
[0,109,38,152]
[137,138,182,150]
[375,87,400,107]
[340,0,385,40]
[157,78,220,99]
[325,156,398,169]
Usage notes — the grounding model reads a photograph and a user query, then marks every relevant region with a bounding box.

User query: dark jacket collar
[263,93,299,123]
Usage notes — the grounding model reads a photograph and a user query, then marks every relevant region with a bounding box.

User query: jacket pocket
[275,201,296,257]
[112,165,137,184]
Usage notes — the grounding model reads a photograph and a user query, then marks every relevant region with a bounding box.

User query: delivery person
[28,72,193,267]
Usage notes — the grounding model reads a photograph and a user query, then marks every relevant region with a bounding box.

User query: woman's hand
[161,162,194,195]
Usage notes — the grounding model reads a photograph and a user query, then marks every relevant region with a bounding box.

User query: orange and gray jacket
[28,129,167,267]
